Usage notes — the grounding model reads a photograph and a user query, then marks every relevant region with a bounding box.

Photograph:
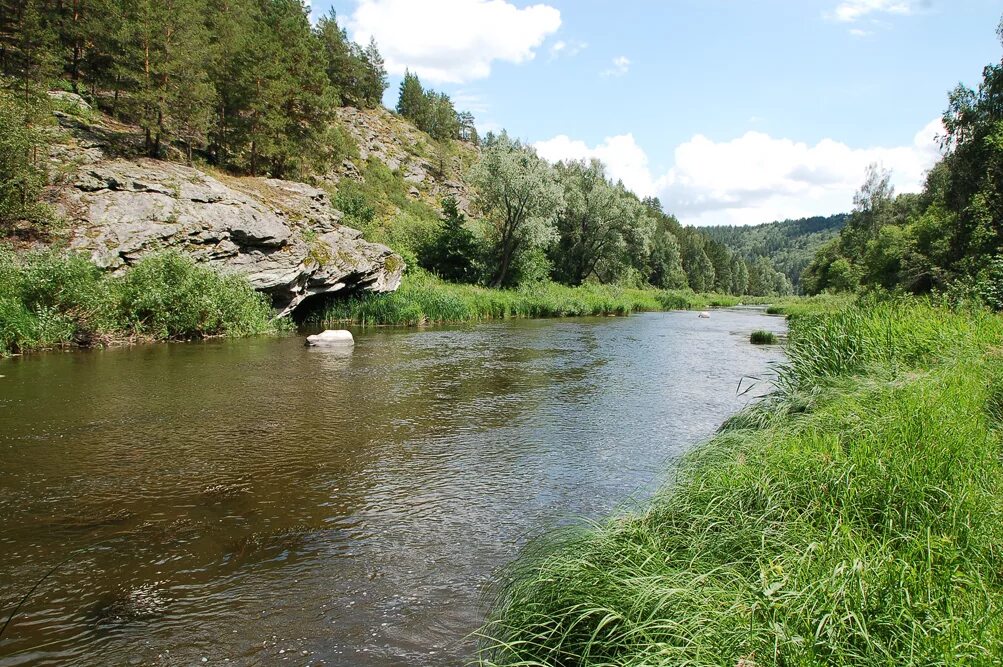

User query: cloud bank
[534,120,943,226]
[346,0,561,84]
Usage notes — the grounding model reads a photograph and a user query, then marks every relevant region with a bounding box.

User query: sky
[310,0,1003,226]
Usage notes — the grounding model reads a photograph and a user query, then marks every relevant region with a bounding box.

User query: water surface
[0,309,785,665]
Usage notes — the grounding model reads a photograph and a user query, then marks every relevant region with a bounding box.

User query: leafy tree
[470,133,563,287]
[649,226,687,289]
[551,159,638,285]
[729,255,749,295]
[426,91,459,141]
[704,239,732,293]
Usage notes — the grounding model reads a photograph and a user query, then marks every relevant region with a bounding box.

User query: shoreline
[478,297,1003,665]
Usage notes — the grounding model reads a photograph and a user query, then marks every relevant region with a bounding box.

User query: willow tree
[470,133,563,287]
[551,159,634,285]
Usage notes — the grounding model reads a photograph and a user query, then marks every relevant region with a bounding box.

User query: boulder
[51,156,403,316]
[306,330,355,346]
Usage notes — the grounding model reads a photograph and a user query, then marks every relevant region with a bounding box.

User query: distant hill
[701,214,848,291]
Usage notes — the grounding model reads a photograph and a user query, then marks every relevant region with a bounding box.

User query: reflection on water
[0,309,785,666]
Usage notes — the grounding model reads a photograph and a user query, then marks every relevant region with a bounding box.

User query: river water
[0,309,785,666]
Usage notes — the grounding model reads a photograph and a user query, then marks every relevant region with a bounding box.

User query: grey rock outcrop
[53,157,403,316]
[333,106,476,215]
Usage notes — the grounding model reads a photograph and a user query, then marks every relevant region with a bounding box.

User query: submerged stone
[305,330,355,346]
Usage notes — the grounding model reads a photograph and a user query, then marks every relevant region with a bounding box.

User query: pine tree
[132,0,215,158]
[396,69,425,121]
[420,197,480,282]
[11,0,60,102]
[360,37,386,107]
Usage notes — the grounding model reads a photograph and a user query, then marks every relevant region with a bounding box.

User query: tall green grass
[0,249,278,355]
[480,299,1003,666]
[307,270,741,326]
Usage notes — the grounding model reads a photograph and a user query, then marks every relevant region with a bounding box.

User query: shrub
[117,253,275,339]
[0,249,277,355]
[750,329,778,344]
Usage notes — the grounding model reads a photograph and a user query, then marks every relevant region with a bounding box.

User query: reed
[479,298,1003,666]
[309,270,740,326]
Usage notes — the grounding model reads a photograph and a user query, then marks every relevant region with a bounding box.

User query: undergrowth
[0,248,278,356]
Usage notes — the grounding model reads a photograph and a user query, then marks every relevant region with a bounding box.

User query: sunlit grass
[308,270,743,326]
[479,298,1003,666]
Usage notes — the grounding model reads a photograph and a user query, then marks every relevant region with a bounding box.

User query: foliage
[549,159,654,285]
[395,69,476,143]
[0,248,276,355]
[803,22,1003,304]
[0,81,52,232]
[117,252,276,339]
[419,197,480,282]
[703,213,848,291]
[332,157,444,268]
[0,0,387,177]
[749,329,777,344]
[480,299,1003,666]
[470,132,564,287]
[315,11,386,109]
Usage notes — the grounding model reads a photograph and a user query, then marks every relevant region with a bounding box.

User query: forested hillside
[1,0,795,306]
[702,214,847,292]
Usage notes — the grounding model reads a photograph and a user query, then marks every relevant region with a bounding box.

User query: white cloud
[849,27,871,37]
[535,133,659,195]
[601,56,631,78]
[451,90,490,115]
[549,39,587,60]
[346,0,561,84]
[827,0,923,22]
[534,119,944,226]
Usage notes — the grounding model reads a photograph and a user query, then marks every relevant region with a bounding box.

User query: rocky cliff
[44,94,403,316]
[332,106,478,215]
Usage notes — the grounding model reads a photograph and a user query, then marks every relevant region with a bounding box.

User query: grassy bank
[479,299,1003,665]
[308,270,746,326]
[0,249,278,356]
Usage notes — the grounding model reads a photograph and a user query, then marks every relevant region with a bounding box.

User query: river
[0,309,785,666]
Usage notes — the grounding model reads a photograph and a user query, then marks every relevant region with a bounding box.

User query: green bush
[117,253,275,339]
[0,249,277,355]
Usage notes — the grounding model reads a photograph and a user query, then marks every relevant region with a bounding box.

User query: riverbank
[1,247,782,356]
[0,249,279,356]
[479,298,1003,665]
[307,270,755,326]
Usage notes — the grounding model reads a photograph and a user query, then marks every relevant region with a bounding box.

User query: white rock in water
[306,330,355,346]
[698,311,711,319]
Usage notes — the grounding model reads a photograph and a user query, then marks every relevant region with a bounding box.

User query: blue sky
[311,0,1002,226]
